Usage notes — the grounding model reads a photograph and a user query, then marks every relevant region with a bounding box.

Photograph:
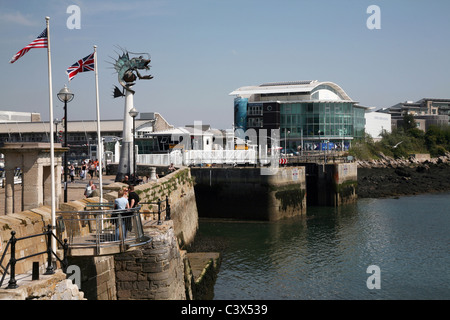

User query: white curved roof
[229,80,353,101]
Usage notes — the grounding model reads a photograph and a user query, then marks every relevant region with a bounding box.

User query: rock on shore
[356,152,450,198]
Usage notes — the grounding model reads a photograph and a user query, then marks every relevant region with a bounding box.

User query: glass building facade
[280,102,365,149]
[231,80,367,151]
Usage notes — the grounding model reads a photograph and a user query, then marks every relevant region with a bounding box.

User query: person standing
[69,163,75,182]
[81,161,87,180]
[114,189,130,240]
[128,185,140,208]
[88,160,95,179]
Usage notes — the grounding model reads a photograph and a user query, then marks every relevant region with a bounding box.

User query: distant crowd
[64,159,103,183]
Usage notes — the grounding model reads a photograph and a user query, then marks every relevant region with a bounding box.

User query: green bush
[350,124,449,160]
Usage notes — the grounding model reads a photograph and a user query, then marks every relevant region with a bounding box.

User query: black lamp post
[129,107,139,182]
[57,85,74,203]
[53,118,60,142]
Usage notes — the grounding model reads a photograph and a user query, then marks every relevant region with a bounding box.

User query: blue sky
[1,0,450,129]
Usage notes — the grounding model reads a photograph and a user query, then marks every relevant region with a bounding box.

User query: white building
[0,111,41,123]
[364,109,391,141]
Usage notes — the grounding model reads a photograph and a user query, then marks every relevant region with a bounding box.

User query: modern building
[0,111,173,163]
[381,98,450,131]
[230,80,367,151]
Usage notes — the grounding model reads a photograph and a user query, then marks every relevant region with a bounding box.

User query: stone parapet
[0,270,85,300]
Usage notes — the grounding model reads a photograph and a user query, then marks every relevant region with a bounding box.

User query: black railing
[0,225,68,289]
[140,196,171,225]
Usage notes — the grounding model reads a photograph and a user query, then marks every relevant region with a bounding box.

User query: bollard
[32,261,40,280]
[157,198,162,225]
[165,196,171,220]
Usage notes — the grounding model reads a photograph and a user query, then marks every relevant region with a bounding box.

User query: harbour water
[195,192,450,300]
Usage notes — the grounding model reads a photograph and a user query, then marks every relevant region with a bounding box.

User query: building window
[248,105,263,116]
[247,117,263,128]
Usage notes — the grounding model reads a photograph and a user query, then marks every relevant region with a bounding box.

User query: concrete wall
[191,167,307,221]
[304,162,357,207]
[333,162,358,206]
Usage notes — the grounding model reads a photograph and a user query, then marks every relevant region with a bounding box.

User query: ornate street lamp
[57,85,74,202]
[129,107,139,183]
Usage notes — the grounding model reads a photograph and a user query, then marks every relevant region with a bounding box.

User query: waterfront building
[230,80,367,152]
[137,124,248,166]
[380,98,450,131]
[0,111,172,163]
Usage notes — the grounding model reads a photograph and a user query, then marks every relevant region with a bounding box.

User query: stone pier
[303,162,358,206]
[191,166,307,221]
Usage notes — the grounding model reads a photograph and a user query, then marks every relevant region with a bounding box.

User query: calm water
[196,192,450,300]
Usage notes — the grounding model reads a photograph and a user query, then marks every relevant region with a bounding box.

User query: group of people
[114,184,140,210]
[113,185,140,240]
[65,159,102,183]
[80,159,101,180]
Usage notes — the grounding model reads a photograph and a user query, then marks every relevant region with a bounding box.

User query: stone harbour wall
[67,255,117,300]
[191,166,307,221]
[114,221,186,300]
[0,207,53,276]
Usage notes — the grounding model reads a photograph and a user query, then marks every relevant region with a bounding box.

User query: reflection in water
[195,193,450,300]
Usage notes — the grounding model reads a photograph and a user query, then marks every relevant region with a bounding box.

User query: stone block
[116,271,138,282]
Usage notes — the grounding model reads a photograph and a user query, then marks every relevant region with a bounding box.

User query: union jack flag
[66,52,95,81]
[9,28,48,63]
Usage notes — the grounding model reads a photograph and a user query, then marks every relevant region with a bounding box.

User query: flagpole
[46,16,57,258]
[94,45,103,203]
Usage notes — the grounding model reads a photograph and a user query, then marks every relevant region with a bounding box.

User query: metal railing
[57,205,151,255]
[140,196,171,225]
[0,225,68,289]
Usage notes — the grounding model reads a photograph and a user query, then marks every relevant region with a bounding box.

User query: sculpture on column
[112,49,153,182]
[113,50,153,95]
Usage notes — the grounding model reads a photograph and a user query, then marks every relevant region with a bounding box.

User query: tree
[402,113,417,131]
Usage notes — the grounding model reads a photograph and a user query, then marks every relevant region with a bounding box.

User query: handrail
[0,225,68,289]
[140,196,171,225]
[57,205,152,255]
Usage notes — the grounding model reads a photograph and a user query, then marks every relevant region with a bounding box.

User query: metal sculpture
[111,49,154,183]
[112,50,153,95]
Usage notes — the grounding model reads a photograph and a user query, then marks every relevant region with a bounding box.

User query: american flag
[9,28,48,63]
[66,52,95,81]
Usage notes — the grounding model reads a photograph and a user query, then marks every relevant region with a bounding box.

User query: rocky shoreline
[356,152,450,198]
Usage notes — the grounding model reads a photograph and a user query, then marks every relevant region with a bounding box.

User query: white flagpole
[94,45,103,203]
[46,16,57,256]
